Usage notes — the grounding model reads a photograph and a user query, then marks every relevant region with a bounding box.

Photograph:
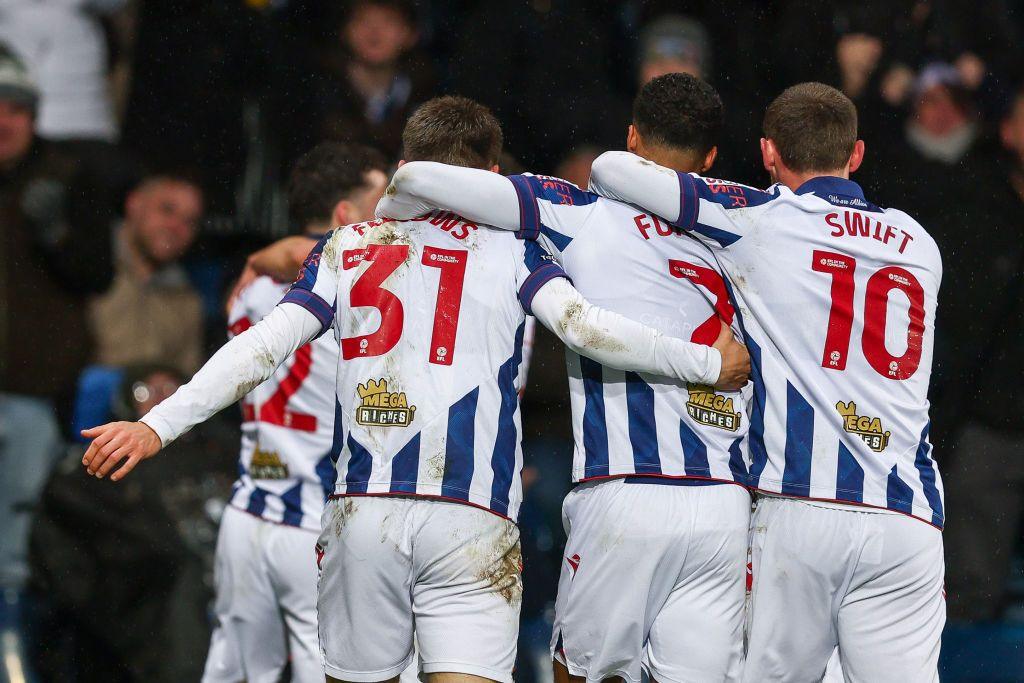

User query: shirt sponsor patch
[686,383,741,431]
[836,401,890,452]
[356,378,416,427]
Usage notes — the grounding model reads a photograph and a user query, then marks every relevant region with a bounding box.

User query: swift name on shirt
[825,211,915,254]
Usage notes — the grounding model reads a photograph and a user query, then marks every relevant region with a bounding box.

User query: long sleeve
[587,151,685,222]
[140,302,324,446]
[529,276,722,385]
[377,161,523,231]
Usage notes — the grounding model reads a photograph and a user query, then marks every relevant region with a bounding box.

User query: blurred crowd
[1,1,1023,681]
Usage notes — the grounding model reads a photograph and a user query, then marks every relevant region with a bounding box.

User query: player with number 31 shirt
[589,83,946,682]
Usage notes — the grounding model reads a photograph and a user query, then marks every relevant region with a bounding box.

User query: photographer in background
[0,45,115,638]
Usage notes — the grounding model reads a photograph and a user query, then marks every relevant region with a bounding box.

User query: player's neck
[639,145,704,174]
[777,168,850,192]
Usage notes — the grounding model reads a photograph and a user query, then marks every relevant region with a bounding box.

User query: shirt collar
[794,176,872,209]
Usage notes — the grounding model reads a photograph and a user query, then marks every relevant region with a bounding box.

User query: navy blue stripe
[390,434,421,494]
[693,178,779,208]
[281,482,304,526]
[691,221,742,247]
[247,486,268,516]
[315,453,337,500]
[886,464,914,514]
[442,387,479,500]
[518,263,569,315]
[781,382,814,496]
[579,355,609,477]
[280,289,335,333]
[835,441,864,503]
[626,372,661,474]
[328,399,344,464]
[679,418,711,476]
[728,437,748,483]
[508,175,541,240]
[344,434,373,493]
[913,422,944,526]
[540,224,573,252]
[624,475,725,487]
[490,323,526,515]
[743,336,769,486]
[676,172,699,231]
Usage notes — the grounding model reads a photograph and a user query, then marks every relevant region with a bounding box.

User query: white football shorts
[201,505,322,683]
[744,495,945,683]
[317,496,521,682]
[551,478,750,682]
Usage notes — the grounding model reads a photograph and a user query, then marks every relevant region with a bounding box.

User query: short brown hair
[287,142,387,229]
[402,96,503,169]
[763,83,858,173]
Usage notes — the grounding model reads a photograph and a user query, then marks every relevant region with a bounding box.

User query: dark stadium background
[2,1,1023,681]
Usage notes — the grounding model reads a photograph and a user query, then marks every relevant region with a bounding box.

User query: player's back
[509,174,750,485]
[227,274,339,530]
[692,176,943,525]
[290,214,557,521]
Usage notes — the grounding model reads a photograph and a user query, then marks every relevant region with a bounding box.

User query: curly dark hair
[287,142,388,229]
[633,73,724,155]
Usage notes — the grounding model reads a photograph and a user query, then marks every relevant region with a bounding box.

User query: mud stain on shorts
[331,498,358,537]
[474,529,523,607]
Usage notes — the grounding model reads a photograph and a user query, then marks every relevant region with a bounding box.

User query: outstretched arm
[377,161,523,231]
[227,235,320,313]
[529,277,749,389]
[588,151,685,222]
[81,303,324,481]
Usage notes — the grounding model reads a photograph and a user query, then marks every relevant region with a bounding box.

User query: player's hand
[712,321,750,391]
[81,421,163,481]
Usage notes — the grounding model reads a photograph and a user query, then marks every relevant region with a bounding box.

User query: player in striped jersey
[200,143,388,683]
[376,74,752,683]
[588,83,945,682]
[81,96,749,683]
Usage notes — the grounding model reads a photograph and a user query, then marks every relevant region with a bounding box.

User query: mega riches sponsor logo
[686,384,741,431]
[836,401,890,452]
[250,444,289,479]
[356,378,416,427]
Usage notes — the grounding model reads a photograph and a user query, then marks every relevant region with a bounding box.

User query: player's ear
[760,138,776,175]
[397,159,406,167]
[701,146,718,174]
[627,125,640,153]
[490,164,500,173]
[847,140,866,174]
[331,199,354,227]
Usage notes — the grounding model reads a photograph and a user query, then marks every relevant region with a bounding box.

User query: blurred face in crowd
[1000,93,1024,164]
[0,100,33,168]
[914,84,971,137]
[125,178,203,267]
[344,4,417,67]
[346,168,389,223]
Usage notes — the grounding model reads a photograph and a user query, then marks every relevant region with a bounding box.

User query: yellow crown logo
[357,378,389,399]
[835,401,890,452]
[356,377,415,427]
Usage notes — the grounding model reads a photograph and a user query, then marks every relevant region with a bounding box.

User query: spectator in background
[288,0,433,161]
[0,0,126,143]
[941,85,1024,622]
[637,15,710,84]
[0,46,114,607]
[88,173,204,376]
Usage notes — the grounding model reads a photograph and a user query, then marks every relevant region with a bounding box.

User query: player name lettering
[825,211,915,254]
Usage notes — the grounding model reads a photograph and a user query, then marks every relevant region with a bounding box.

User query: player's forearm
[140,303,322,446]
[248,236,318,282]
[531,278,721,384]
[377,161,522,230]
[589,151,684,223]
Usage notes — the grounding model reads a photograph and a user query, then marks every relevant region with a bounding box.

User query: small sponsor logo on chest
[356,378,416,427]
[686,384,741,431]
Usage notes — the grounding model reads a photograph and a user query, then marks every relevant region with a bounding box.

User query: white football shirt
[591,156,944,527]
